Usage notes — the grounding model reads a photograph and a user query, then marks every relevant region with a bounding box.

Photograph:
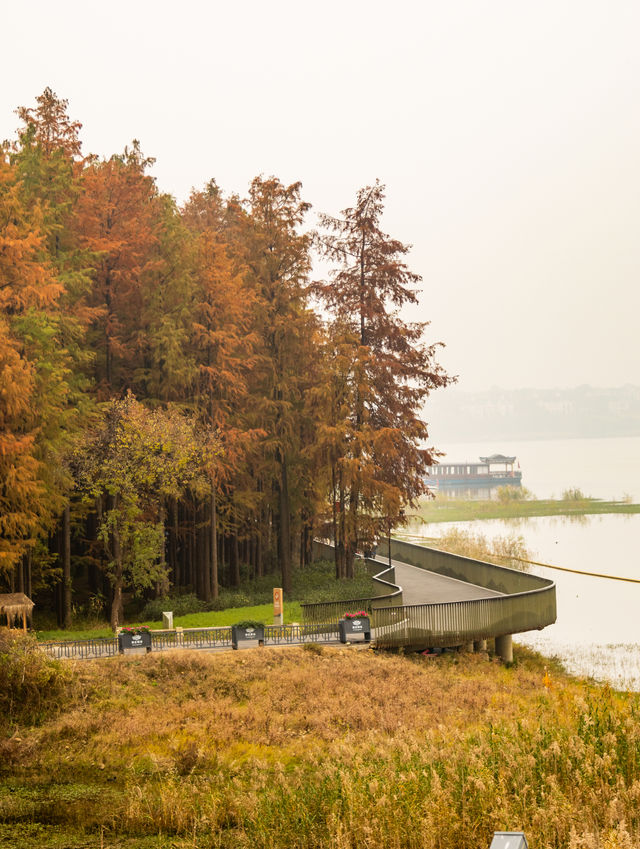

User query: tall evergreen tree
[75,142,160,396]
[315,181,453,568]
[0,152,62,581]
[182,183,260,598]
[242,177,316,592]
[11,88,93,624]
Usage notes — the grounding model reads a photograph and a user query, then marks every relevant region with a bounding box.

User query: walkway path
[371,555,503,605]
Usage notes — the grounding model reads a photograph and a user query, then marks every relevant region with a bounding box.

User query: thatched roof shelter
[0,593,35,632]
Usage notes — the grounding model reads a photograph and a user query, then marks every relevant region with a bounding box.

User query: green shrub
[0,631,73,728]
[232,619,265,629]
[140,593,206,621]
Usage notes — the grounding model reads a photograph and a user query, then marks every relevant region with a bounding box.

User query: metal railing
[179,627,232,650]
[40,637,119,660]
[40,622,344,659]
[264,623,339,644]
[388,537,555,592]
[374,590,556,650]
[306,537,556,651]
[301,542,403,626]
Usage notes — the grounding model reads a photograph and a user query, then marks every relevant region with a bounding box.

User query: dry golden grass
[2,643,640,848]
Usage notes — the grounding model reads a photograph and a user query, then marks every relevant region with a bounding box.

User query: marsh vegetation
[414,493,640,525]
[2,634,640,848]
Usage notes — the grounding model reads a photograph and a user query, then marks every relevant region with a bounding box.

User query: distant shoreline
[414,496,640,525]
[427,385,640,443]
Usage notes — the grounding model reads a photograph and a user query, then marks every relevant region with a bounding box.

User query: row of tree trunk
[20,493,318,628]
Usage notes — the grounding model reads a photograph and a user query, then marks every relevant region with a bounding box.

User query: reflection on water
[410,512,640,690]
[427,485,511,500]
[435,435,640,501]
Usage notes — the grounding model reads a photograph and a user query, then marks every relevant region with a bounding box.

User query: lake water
[415,437,640,688]
[434,434,640,501]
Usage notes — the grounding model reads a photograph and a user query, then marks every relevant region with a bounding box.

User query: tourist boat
[427,454,522,488]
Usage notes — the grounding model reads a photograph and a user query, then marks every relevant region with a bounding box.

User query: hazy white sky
[3,0,639,392]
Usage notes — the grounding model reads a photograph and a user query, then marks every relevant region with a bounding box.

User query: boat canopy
[479,454,516,464]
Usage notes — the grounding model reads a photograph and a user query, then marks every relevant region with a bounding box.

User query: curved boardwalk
[41,540,556,662]
[380,556,503,605]
[307,539,557,659]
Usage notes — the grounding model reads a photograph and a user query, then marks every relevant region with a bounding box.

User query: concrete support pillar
[473,639,487,652]
[495,634,513,663]
[460,641,474,653]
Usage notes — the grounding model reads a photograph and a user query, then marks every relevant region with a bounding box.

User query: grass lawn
[35,559,374,642]
[36,602,304,642]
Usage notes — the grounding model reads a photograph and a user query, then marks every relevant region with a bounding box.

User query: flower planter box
[231,624,265,650]
[118,631,152,654]
[338,617,371,644]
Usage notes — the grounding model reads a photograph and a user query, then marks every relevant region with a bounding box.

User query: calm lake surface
[435,434,640,501]
[416,436,640,688]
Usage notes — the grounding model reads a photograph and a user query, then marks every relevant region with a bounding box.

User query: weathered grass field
[2,634,640,848]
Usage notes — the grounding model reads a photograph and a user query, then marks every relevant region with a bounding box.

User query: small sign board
[273,587,283,626]
[338,616,371,644]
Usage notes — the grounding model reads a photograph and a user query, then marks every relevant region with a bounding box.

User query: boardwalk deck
[371,555,503,605]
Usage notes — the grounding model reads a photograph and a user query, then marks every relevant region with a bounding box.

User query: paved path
[371,555,503,605]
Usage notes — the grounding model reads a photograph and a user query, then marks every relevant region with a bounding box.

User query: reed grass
[412,525,532,570]
[3,636,640,848]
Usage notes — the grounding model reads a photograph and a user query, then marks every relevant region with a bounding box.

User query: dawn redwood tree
[136,193,198,403]
[15,87,83,160]
[315,181,453,570]
[304,320,360,577]
[0,152,63,582]
[75,142,161,397]
[242,177,316,593]
[12,89,94,626]
[182,183,260,599]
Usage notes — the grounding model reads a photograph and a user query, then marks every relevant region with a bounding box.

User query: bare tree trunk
[18,554,25,594]
[231,527,240,587]
[332,467,340,578]
[256,511,263,578]
[250,528,257,580]
[110,518,124,631]
[172,498,181,588]
[62,503,72,628]
[210,486,218,600]
[156,500,169,597]
[203,502,211,602]
[26,548,32,601]
[219,530,226,585]
[188,503,195,590]
[279,453,292,593]
[196,500,206,599]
